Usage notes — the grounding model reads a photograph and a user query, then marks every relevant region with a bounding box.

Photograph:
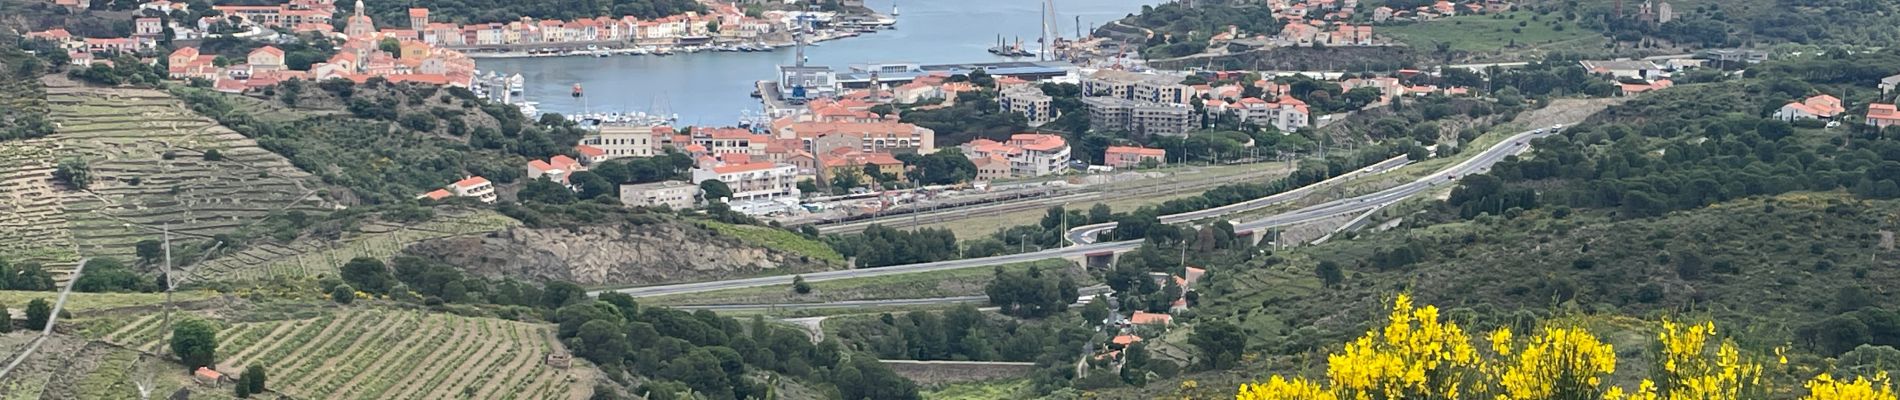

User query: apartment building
[961,133,1071,177]
[1105,146,1166,168]
[1000,85,1058,126]
[691,162,801,201]
[776,121,936,155]
[580,125,658,160]
[619,180,700,209]
[1082,97,1201,137]
[1082,70,1199,105]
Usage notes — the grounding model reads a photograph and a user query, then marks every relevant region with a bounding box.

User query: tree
[339,257,393,294]
[519,177,578,204]
[0,303,9,333]
[578,320,630,365]
[330,283,355,304]
[699,179,732,202]
[1316,260,1344,286]
[1088,203,1114,224]
[1081,295,1111,326]
[54,158,91,190]
[243,365,267,393]
[171,318,219,369]
[792,275,812,294]
[135,239,164,264]
[236,380,250,398]
[23,298,53,331]
[1190,320,1245,369]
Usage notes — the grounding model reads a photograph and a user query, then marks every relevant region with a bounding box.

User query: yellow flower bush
[1803,372,1897,400]
[1233,295,1897,400]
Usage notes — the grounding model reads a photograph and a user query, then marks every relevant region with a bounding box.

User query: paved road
[669,286,1114,311]
[1066,155,1410,244]
[599,127,1554,299]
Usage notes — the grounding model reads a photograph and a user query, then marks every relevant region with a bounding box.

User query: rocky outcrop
[404,223,830,287]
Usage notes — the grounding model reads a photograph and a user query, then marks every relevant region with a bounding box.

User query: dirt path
[384,316,475,399]
[329,313,450,399]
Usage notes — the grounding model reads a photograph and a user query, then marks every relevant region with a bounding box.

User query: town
[6,0,1900,398]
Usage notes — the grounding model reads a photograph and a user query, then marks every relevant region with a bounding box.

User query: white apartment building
[691,162,801,201]
[999,85,1057,126]
[960,133,1071,177]
[1082,70,1199,105]
[619,180,700,209]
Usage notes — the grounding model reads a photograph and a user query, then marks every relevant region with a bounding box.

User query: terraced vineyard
[0,336,194,400]
[96,309,589,399]
[0,137,79,269]
[188,210,520,282]
[40,79,333,270]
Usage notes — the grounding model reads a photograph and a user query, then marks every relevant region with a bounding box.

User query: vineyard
[0,137,78,270]
[42,79,333,275]
[0,335,197,400]
[188,210,520,283]
[93,309,589,400]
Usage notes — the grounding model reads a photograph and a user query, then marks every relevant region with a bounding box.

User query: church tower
[344,0,376,39]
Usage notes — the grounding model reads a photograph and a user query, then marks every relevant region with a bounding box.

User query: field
[700,220,843,263]
[647,259,1082,306]
[0,138,78,269]
[916,162,1294,240]
[1381,12,1605,57]
[37,78,334,275]
[0,336,208,400]
[188,209,520,283]
[90,308,590,400]
[0,289,216,313]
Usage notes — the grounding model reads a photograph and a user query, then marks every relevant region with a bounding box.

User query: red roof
[453,176,490,189]
[575,145,605,157]
[1870,103,1900,121]
[1008,133,1067,152]
[1106,146,1165,158]
[423,189,453,200]
[1111,335,1142,346]
[195,367,224,381]
[408,7,429,17]
[252,46,285,57]
[1130,311,1173,325]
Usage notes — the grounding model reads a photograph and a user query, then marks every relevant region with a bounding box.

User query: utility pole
[159,223,174,356]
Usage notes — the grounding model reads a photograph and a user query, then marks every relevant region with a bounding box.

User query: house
[1869,103,1900,129]
[971,155,1012,181]
[135,17,165,37]
[1130,311,1173,326]
[1773,95,1846,122]
[420,189,453,201]
[526,155,585,185]
[1104,146,1166,168]
[450,176,497,203]
[194,367,226,385]
[1618,79,1673,96]
[1111,334,1142,347]
[1220,95,1311,133]
[1882,74,1900,96]
[248,46,286,72]
[619,180,700,209]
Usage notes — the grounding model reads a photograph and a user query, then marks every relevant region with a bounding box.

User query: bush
[330,284,356,305]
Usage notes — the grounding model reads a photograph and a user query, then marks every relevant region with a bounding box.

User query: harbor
[473,0,1159,124]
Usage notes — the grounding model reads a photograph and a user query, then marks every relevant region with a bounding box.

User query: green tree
[792,275,812,294]
[578,320,630,365]
[244,364,267,393]
[519,176,578,204]
[1189,320,1245,369]
[54,158,91,190]
[330,283,355,304]
[340,257,393,294]
[699,179,733,202]
[171,318,219,369]
[203,149,224,161]
[1081,295,1111,326]
[1316,260,1344,287]
[0,303,9,333]
[135,239,164,264]
[23,298,50,330]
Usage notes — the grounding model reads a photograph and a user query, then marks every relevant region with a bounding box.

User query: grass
[1381,12,1606,55]
[0,289,218,312]
[922,379,1033,400]
[700,220,844,263]
[645,259,1080,306]
[922,162,1293,240]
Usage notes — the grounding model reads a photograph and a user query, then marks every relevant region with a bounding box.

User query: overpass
[596,126,1556,299]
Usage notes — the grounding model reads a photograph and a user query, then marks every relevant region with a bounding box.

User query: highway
[1066,155,1411,245]
[598,127,1554,299]
[668,286,1114,311]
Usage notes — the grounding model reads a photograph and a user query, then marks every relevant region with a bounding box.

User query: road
[1065,155,1410,244]
[668,286,1114,311]
[598,127,1554,299]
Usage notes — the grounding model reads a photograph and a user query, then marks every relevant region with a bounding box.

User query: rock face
[404,223,828,287]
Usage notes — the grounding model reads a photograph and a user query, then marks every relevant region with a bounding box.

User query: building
[960,133,1071,177]
[1129,311,1173,326]
[619,180,700,209]
[1869,103,1900,130]
[1703,49,1770,65]
[1104,146,1166,168]
[1082,97,1201,137]
[971,155,1012,181]
[1082,70,1199,105]
[248,46,286,72]
[449,176,497,203]
[819,150,906,186]
[999,85,1057,126]
[526,155,584,185]
[1773,95,1846,122]
[691,162,801,201]
[135,17,164,37]
[1221,95,1311,133]
[1881,74,1900,96]
[1580,60,1664,80]
[776,121,936,155]
[580,125,658,160]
